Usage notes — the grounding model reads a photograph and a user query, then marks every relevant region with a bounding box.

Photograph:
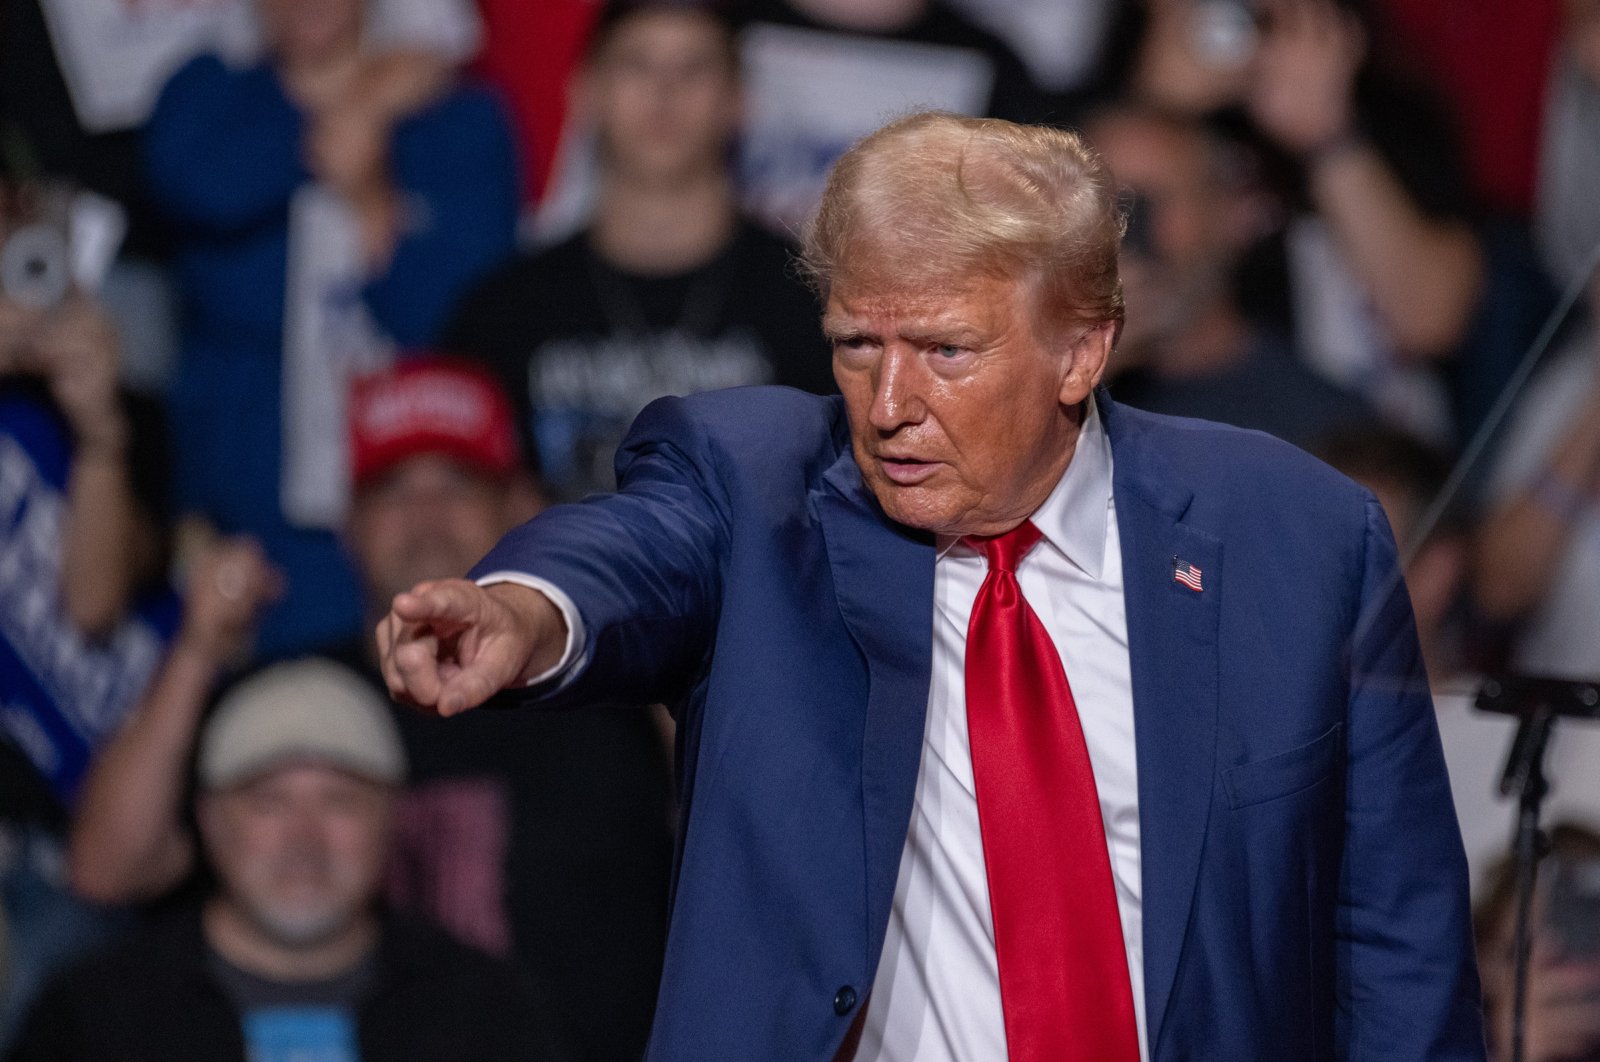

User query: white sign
[39,0,482,134]
[280,185,395,529]
[738,23,995,234]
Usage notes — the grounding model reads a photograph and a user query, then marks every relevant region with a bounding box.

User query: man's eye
[934,344,964,359]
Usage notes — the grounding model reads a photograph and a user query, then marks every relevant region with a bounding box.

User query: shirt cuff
[473,572,588,689]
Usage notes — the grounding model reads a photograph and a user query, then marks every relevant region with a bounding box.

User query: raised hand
[30,296,125,453]
[179,536,283,665]
[378,579,568,716]
[1247,0,1364,156]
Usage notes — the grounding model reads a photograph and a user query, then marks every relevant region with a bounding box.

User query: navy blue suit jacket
[472,386,1486,1061]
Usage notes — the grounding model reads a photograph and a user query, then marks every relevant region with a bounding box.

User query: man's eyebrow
[820,318,868,340]
[903,324,984,346]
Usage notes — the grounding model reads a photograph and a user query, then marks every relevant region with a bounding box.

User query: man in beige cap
[9,658,566,1062]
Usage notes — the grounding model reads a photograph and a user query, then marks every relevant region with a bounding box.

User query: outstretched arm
[378,395,731,715]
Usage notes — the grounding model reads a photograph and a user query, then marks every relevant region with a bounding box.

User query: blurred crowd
[1,0,1599,1058]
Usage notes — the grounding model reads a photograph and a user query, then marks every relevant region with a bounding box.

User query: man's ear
[1059,320,1116,405]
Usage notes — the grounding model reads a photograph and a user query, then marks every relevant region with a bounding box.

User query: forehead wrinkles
[827,277,1032,343]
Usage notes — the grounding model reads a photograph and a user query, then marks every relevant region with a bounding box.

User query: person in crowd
[1473,0,1600,686]
[1474,296,1600,679]
[380,111,1482,1060]
[142,0,518,659]
[69,357,674,1061]
[1124,0,1486,443]
[445,0,833,503]
[9,658,567,1061]
[1538,0,1600,301]
[1475,822,1600,1062]
[1092,103,1370,449]
[1318,424,1468,682]
[0,172,176,1049]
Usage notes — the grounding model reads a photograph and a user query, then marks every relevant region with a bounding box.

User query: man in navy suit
[380,112,1485,1060]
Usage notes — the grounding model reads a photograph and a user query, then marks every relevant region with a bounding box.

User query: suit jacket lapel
[813,448,936,972]
[1102,397,1222,1056]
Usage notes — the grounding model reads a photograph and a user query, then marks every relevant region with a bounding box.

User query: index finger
[390,578,486,631]
[380,608,448,711]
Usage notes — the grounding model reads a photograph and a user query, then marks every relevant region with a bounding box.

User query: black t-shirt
[207,941,376,1012]
[443,219,834,501]
[10,909,567,1062]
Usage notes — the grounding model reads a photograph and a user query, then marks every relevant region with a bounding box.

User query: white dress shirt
[856,398,1146,1062]
[482,399,1145,1060]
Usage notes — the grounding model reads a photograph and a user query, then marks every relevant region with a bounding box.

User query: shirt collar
[935,395,1114,581]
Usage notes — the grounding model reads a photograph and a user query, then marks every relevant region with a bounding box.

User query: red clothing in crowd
[1378,0,1561,216]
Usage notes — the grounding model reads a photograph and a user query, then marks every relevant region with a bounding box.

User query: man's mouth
[878,455,940,485]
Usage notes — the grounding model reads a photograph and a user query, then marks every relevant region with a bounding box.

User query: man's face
[200,763,391,949]
[827,272,1109,537]
[1090,114,1241,354]
[585,11,741,185]
[259,0,364,66]
[348,454,513,611]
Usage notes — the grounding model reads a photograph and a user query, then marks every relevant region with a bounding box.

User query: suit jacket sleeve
[1338,496,1486,1059]
[469,396,731,709]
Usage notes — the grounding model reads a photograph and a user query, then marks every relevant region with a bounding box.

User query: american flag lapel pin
[1172,556,1204,592]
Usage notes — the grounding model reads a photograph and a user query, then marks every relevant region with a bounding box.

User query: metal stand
[1479,675,1600,1062]
[1499,704,1553,1062]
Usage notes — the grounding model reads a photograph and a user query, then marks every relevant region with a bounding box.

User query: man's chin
[250,898,361,950]
[868,481,957,536]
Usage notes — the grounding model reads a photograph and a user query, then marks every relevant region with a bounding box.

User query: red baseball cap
[349,356,521,489]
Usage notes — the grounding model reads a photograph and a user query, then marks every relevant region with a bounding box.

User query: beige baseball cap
[197,658,407,789]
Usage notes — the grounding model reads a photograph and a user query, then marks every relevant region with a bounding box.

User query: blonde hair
[800,111,1126,340]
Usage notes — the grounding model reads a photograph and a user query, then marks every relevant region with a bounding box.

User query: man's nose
[868,346,928,432]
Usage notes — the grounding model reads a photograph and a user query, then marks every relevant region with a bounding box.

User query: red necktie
[964,520,1140,1062]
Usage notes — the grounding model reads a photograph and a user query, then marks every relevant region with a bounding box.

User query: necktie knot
[966,520,1044,574]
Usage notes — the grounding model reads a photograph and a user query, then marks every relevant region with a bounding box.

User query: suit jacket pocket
[1224,722,1344,809]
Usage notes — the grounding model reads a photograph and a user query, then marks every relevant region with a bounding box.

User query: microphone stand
[1479,676,1600,1062]
[1500,701,1551,1062]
